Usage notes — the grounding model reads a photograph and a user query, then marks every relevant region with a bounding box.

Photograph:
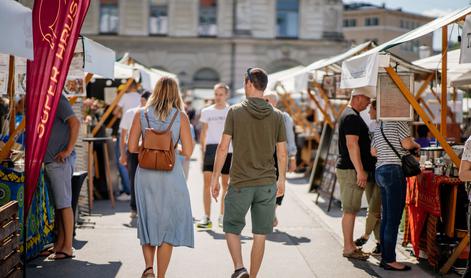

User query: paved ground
[27,148,460,277]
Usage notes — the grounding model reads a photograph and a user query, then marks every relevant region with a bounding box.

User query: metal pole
[230,0,237,95]
[441,26,448,137]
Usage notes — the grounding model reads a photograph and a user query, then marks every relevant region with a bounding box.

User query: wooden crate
[0,201,22,278]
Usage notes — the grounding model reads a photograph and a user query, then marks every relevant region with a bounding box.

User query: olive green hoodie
[223,97,286,187]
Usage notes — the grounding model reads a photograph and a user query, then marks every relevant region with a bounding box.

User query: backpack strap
[165,110,179,132]
[144,109,151,129]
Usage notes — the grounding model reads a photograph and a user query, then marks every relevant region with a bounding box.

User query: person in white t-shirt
[197,83,232,230]
[114,81,141,202]
[117,81,141,115]
[118,91,151,218]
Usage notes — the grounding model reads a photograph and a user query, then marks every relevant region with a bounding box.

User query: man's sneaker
[231,267,249,278]
[116,193,131,201]
[218,215,224,228]
[196,217,212,230]
[371,243,381,256]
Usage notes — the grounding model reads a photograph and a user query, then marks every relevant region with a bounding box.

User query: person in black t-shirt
[336,87,375,260]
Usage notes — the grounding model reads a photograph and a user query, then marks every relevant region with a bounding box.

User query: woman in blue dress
[128,77,194,278]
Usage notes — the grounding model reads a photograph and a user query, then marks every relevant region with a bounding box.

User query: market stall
[340,6,471,274]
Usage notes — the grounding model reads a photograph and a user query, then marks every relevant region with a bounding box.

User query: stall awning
[413,49,471,87]
[356,6,471,59]
[0,0,33,59]
[235,65,305,95]
[304,41,374,73]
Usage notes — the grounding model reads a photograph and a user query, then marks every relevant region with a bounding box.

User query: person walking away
[119,91,151,218]
[371,120,420,271]
[336,87,375,260]
[211,68,287,278]
[354,100,381,255]
[115,81,141,201]
[128,77,194,278]
[459,136,471,278]
[43,94,80,260]
[264,92,297,227]
[197,83,233,229]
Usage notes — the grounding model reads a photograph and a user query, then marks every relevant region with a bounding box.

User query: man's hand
[119,154,127,166]
[356,170,368,189]
[54,149,72,163]
[210,176,220,202]
[288,157,297,173]
[276,179,285,197]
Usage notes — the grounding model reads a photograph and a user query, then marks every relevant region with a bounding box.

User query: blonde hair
[146,77,184,121]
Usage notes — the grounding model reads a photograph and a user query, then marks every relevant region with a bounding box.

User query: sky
[343,0,469,16]
[344,0,471,50]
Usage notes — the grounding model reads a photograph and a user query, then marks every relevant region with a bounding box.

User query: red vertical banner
[25,0,90,213]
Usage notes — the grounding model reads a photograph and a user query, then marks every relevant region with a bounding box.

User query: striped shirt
[372,121,411,168]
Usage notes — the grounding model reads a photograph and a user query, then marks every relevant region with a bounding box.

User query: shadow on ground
[347,258,380,278]
[27,259,121,278]
[267,230,311,246]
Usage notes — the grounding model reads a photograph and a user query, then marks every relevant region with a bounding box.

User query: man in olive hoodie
[211,68,287,278]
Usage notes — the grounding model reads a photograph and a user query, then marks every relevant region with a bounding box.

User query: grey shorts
[45,155,75,209]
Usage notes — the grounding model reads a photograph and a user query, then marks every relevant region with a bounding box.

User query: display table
[0,165,55,260]
[404,170,464,269]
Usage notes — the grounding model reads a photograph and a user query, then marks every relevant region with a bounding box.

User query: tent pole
[7,55,16,139]
[385,67,460,167]
[441,26,448,137]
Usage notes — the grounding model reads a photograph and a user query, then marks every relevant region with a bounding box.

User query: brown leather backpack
[138,110,179,171]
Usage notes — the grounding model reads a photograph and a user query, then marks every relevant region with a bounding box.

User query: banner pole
[22,189,27,278]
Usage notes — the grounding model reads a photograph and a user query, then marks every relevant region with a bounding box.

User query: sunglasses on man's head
[246,68,253,83]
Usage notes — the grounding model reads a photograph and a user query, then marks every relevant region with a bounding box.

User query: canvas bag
[138,109,179,171]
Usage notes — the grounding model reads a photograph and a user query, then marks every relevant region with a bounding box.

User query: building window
[365,17,379,26]
[100,0,119,34]
[343,19,357,27]
[199,0,217,36]
[276,0,299,38]
[193,68,220,88]
[149,3,168,35]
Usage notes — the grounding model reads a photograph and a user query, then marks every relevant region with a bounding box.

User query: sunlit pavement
[27,147,457,278]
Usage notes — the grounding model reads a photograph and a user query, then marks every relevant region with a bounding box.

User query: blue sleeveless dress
[135,107,194,248]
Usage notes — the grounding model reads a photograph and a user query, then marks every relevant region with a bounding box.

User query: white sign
[340,52,379,89]
[83,37,115,78]
[0,1,33,60]
[460,15,471,64]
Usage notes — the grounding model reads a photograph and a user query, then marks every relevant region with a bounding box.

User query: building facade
[22,0,347,91]
[343,3,434,61]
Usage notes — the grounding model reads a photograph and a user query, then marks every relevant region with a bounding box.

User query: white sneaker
[116,193,131,201]
[218,215,224,228]
[196,216,212,229]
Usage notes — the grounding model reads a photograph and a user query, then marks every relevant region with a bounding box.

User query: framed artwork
[63,78,86,97]
[321,75,335,98]
[377,72,414,121]
[331,74,351,99]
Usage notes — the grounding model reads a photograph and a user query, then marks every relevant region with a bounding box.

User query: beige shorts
[336,169,373,214]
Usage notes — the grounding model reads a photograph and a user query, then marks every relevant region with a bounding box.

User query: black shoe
[354,236,368,247]
[380,261,411,271]
[231,267,249,278]
[371,243,381,255]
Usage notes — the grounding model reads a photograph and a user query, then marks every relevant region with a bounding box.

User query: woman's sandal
[39,247,54,257]
[342,249,370,261]
[141,266,154,278]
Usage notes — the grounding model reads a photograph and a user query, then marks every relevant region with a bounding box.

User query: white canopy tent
[118,52,178,91]
[0,0,33,60]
